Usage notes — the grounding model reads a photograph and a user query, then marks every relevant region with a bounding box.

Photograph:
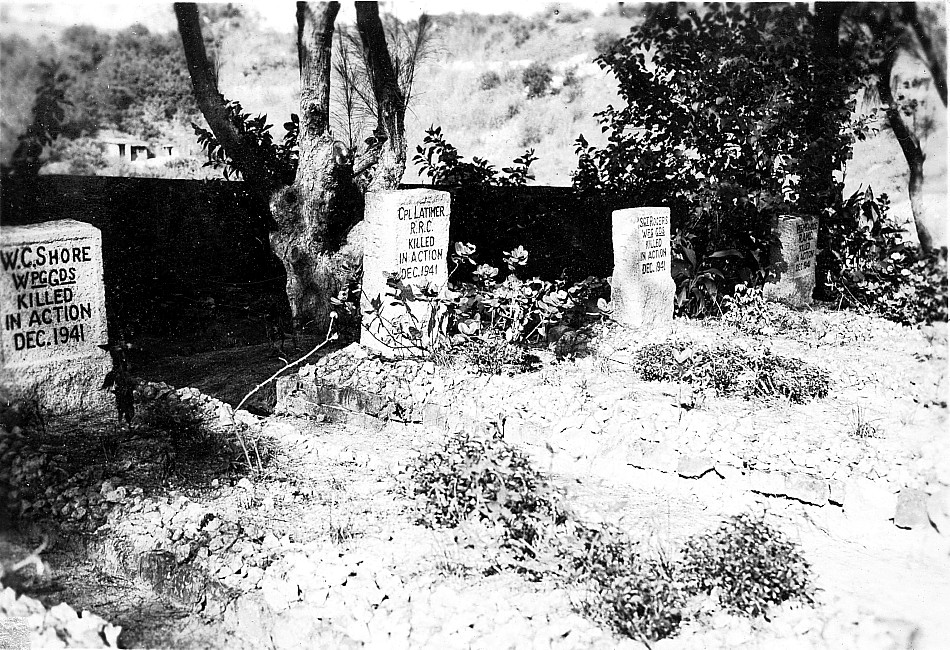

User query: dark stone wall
[1,174,634,340]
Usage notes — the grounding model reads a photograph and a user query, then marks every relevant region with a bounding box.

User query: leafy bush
[574,4,875,311]
[477,70,502,91]
[567,525,684,641]
[820,187,948,325]
[680,513,814,616]
[635,341,830,403]
[414,125,537,186]
[364,242,610,357]
[441,242,610,346]
[407,432,564,557]
[522,61,553,99]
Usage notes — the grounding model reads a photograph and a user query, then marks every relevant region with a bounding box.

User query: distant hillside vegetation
[0,4,945,240]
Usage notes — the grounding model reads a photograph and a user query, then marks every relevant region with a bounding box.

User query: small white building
[99,134,177,164]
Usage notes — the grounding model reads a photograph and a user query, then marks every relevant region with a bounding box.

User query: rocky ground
[0,304,947,649]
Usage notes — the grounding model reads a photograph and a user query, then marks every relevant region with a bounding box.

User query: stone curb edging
[276,359,947,532]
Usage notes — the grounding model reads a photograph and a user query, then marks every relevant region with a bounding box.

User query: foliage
[45,136,108,175]
[566,525,684,641]
[635,341,830,403]
[363,241,609,360]
[820,187,948,325]
[680,513,815,616]
[10,60,70,176]
[477,70,502,91]
[193,103,298,184]
[439,336,535,375]
[61,24,199,139]
[407,432,564,558]
[720,284,809,336]
[671,233,760,318]
[574,4,875,307]
[413,125,537,186]
[442,242,610,346]
[522,61,554,98]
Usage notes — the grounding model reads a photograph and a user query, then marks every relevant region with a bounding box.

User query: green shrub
[680,513,814,616]
[635,341,830,403]
[522,61,553,99]
[477,70,502,91]
[821,188,948,325]
[407,432,564,557]
[567,525,684,641]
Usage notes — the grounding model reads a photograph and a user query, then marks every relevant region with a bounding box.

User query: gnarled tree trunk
[175,1,408,334]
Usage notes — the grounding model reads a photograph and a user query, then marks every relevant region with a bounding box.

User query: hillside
[1,5,946,242]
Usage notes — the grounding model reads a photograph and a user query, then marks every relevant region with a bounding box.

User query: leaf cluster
[680,512,815,617]
[820,187,948,325]
[443,242,610,346]
[407,432,565,558]
[193,103,299,184]
[413,125,537,187]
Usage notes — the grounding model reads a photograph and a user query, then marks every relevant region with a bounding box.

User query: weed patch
[635,341,830,402]
[406,432,564,560]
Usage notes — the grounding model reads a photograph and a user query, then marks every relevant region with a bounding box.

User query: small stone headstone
[763,216,817,307]
[611,207,674,331]
[360,189,450,358]
[0,220,110,413]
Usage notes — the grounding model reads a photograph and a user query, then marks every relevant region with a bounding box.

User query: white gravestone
[763,216,817,307]
[611,207,675,331]
[0,220,110,413]
[360,189,451,358]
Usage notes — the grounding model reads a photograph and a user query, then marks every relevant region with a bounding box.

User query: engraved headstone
[763,216,817,307]
[360,189,451,358]
[611,207,674,331]
[0,220,110,413]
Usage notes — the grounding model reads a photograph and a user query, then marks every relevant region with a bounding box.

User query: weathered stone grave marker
[611,207,675,331]
[0,220,110,413]
[360,189,451,358]
[763,216,817,307]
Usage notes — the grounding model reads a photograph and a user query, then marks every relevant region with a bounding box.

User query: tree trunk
[878,43,933,251]
[268,2,345,333]
[177,1,410,333]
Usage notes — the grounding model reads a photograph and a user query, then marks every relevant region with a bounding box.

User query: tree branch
[903,4,947,107]
[355,2,405,140]
[297,1,340,141]
[174,3,277,193]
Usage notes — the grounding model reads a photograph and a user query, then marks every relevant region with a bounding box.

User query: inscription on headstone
[360,189,451,358]
[0,220,110,413]
[763,216,817,307]
[611,207,675,331]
